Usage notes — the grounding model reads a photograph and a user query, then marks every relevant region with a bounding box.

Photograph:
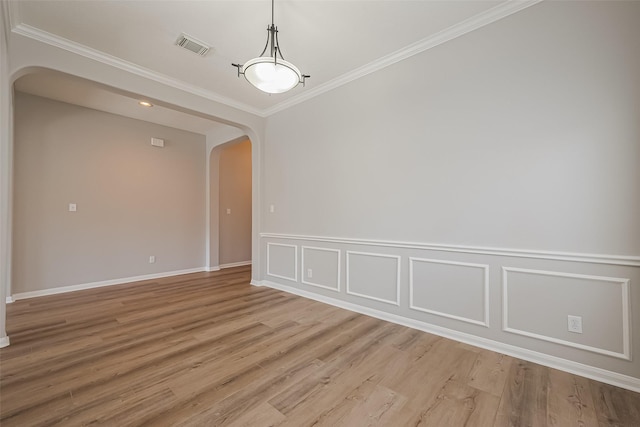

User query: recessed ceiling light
[139,101,153,107]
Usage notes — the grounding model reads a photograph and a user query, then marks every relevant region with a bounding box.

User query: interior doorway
[209,137,252,270]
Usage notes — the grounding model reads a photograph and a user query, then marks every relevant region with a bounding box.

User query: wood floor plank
[590,380,640,427]
[334,383,407,427]
[274,343,408,427]
[466,349,513,397]
[227,402,286,427]
[165,318,388,426]
[1,265,639,426]
[546,368,598,427]
[495,360,549,426]
[394,378,500,427]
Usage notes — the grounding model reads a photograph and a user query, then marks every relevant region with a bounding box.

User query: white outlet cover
[568,315,583,333]
[68,203,77,212]
[151,137,165,147]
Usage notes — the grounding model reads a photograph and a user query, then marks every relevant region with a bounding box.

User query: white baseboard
[9,267,206,301]
[0,336,9,348]
[250,279,263,287]
[6,296,14,304]
[207,261,251,272]
[257,279,640,393]
[220,261,252,269]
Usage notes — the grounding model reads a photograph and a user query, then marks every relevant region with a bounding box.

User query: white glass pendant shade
[243,57,302,94]
[232,0,309,93]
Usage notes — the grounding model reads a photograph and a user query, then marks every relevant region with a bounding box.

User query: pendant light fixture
[232,0,309,94]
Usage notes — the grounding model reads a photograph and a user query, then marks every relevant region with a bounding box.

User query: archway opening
[208,137,252,271]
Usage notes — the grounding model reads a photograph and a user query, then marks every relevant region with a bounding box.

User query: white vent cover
[176,33,210,56]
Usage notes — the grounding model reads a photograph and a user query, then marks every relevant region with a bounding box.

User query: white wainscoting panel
[266,243,298,282]
[346,251,400,305]
[301,246,341,292]
[503,267,631,360]
[409,258,489,327]
[259,233,640,392]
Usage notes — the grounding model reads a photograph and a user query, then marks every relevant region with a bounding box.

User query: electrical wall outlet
[307,268,313,278]
[568,315,583,333]
[149,255,156,264]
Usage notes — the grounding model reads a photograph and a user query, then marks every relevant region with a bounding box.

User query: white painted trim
[206,266,221,272]
[9,2,542,118]
[6,296,13,304]
[250,279,263,287]
[9,267,205,301]
[346,251,400,306]
[266,243,298,282]
[256,278,640,393]
[0,336,9,348]
[301,246,341,292]
[10,24,264,117]
[3,0,18,32]
[219,260,252,269]
[409,257,489,328]
[262,0,544,116]
[260,233,640,267]
[502,267,632,361]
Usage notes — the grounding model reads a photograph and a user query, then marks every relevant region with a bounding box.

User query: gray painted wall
[264,2,639,256]
[261,2,640,383]
[13,93,207,293]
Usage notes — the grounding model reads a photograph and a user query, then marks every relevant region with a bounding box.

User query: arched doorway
[208,137,252,271]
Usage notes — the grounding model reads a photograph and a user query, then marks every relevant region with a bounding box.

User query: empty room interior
[1,0,639,425]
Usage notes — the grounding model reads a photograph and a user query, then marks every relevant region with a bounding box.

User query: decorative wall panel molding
[409,257,489,327]
[301,246,341,292]
[266,243,298,282]
[346,251,400,305]
[502,267,631,360]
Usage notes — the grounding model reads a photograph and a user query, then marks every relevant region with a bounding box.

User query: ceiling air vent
[176,33,210,56]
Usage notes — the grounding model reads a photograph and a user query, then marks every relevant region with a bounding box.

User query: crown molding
[263,0,544,116]
[9,0,543,118]
[11,23,265,117]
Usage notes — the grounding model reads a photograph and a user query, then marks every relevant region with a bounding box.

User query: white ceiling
[7,0,521,118]
[14,70,234,135]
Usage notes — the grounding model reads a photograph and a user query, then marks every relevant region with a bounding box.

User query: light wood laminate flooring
[1,266,639,426]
